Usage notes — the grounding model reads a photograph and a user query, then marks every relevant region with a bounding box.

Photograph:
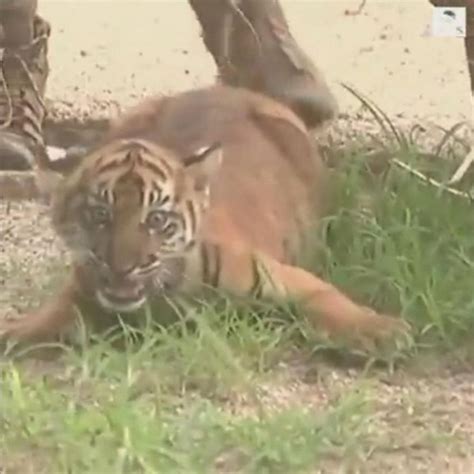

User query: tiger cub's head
[50,139,222,312]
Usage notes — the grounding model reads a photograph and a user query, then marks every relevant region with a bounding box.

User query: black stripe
[185,200,197,234]
[200,243,221,288]
[115,141,143,154]
[209,244,221,288]
[96,160,126,175]
[91,154,106,171]
[160,194,171,206]
[184,239,196,252]
[138,186,146,206]
[156,156,173,175]
[200,243,210,285]
[140,161,167,181]
[149,181,164,197]
[125,149,138,162]
[249,257,263,298]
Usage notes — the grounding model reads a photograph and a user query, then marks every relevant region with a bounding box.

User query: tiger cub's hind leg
[271,262,410,350]
[201,242,410,351]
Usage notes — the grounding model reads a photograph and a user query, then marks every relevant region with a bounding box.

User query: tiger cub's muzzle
[95,269,150,313]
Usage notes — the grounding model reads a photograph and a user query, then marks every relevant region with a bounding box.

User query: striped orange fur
[0,85,409,350]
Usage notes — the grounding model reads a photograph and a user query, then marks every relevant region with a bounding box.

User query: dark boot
[0,0,50,170]
[188,0,338,129]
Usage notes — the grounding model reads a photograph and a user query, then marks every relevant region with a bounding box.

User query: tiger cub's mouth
[96,283,147,313]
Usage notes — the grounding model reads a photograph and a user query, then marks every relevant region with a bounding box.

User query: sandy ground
[37,0,472,129]
[1,2,474,472]
[5,0,470,333]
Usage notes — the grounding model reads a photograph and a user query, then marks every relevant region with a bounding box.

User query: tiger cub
[0,85,408,350]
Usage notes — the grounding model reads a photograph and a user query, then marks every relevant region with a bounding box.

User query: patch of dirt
[220,356,474,473]
[0,200,67,319]
[36,1,470,127]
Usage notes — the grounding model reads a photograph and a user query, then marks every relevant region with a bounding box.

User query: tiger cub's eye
[146,211,167,230]
[162,221,178,238]
[146,211,179,238]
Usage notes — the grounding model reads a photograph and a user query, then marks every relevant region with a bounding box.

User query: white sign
[430,7,466,38]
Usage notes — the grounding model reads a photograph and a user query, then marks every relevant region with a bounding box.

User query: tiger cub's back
[105,85,326,262]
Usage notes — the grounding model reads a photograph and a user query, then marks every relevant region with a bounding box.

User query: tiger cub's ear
[182,142,223,192]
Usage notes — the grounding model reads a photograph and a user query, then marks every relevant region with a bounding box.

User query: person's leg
[188,0,338,129]
[465,6,473,93]
[0,0,50,170]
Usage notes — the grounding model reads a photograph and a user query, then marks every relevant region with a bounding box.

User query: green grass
[0,361,369,474]
[316,147,474,351]
[0,308,372,473]
[2,139,474,472]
